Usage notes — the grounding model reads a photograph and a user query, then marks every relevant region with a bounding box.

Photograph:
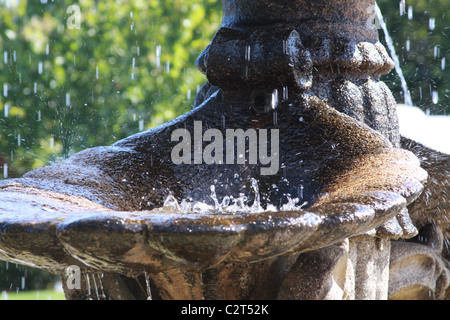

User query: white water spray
[154,178,308,215]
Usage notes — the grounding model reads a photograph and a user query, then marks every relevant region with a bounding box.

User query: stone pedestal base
[278,237,390,300]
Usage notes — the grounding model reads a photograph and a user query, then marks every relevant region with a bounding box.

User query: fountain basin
[0,98,427,277]
[0,187,415,276]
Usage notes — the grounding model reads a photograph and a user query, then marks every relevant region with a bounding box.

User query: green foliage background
[0,0,222,178]
[0,0,448,294]
[378,0,449,115]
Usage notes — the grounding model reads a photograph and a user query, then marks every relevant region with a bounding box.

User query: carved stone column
[276,237,391,300]
[389,224,450,299]
[197,0,399,146]
[197,0,404,300]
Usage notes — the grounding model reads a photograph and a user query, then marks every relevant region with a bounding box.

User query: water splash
[154,178,308,215]
[375,3,413,106]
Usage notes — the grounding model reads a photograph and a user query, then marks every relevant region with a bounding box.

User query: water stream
[375,2,413,106]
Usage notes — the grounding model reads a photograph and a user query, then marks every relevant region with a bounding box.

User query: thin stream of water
[375,2,413,106]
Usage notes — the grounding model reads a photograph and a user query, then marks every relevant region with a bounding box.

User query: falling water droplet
[245,45,251,62]
[399,0,405,16]
[432,91,439,104]
[90,274,100,300]
[96,66,99,79]
[4,51,7,64]
[156,45,161,68]
[46,43,50,55]
[441,57,446,70]
[66,93,71,107]
[139,119,144,131]
[165,60,170,74]
[434,45,440,59]
[33,82,37,94]
[3,83,8,97]
[407,5,413,20]
[17,133,21,147]
[282,39,287,54]
[85,274,91,297]
[38,62,43,75]
[3,163,8,179]
[187,89,191,100]
[97,274,106,300]
[37,110,41,121]
[405,39,410,51]
[271,88,278,110]
[298,184,304,199]
[4,103,10,117]
[429,17,435,31]
[282,86,289,101]
[49,136,54,149]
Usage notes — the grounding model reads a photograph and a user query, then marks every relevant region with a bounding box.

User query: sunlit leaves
[0,0,221,177]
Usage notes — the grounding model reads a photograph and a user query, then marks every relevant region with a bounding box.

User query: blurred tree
[0,0,221,177]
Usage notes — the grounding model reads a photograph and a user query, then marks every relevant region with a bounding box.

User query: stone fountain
[0,0,448,300]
